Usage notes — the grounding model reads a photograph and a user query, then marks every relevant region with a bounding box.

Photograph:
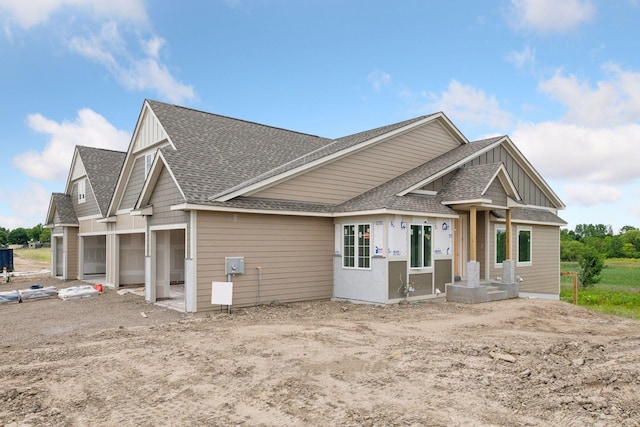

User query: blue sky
[1,0,639,232]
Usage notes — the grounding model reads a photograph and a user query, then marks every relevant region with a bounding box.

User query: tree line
[0,224,51,246]
[561,223,640,261]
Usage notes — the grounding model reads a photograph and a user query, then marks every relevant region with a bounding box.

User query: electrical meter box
[225,257,245,275]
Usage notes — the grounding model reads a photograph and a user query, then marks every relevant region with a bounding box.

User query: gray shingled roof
[333,137,501,213]
[216,114,437,198]
[438,163,502,202]
[77,146,126,216]
[51,193,78,225]
[147,100,440,203]
[147,100,334,204]
[491,208,567,225]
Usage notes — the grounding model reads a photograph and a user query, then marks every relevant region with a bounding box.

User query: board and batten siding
[73,179,100,218]
[119,156,146,211]
[465,145,554,208]
[196,212,334,312]
[132,108,167,153]
[489,222,560,295]
[251,121,462,204]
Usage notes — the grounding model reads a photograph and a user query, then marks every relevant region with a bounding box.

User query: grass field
[561,259,640,319]
[14,247,51,263]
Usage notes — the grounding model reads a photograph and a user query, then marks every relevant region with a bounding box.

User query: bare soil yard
[1,258,639,426]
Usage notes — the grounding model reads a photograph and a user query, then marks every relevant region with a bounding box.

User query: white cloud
[13,109,130,182]
[539,63,640,127]
[0,0,147,29]
[509,0,595,33]
[425,80,512,130]
[367,69,392,92]
[0,182,54,228]
[506,46,535,68]
[563,183,622,207]
[1,0,195,103]
[512,121,640,184]
[69,22,196,104]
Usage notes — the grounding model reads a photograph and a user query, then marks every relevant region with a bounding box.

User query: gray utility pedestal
[445,260,519,304]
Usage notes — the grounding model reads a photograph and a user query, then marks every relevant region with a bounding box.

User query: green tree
[28,223,44,242]
[39,227,51,243]
[619,225,637,235]
[622,229,640,254]
[0,227,8,246]
[621,243,638,258]
[604,235,624,258]
[578,247,605,288]
[574,224,613,240]
[8,228,29,245]
[561,240,585,261]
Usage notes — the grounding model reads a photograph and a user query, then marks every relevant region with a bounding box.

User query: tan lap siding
[119,157,145,211]
[252,121,461,204]
[67,227,79,279]
[196,212,334,311]
[489,223,560,294]
[516,225,560,294]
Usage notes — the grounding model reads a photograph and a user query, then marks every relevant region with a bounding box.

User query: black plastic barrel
[0,248,14,272]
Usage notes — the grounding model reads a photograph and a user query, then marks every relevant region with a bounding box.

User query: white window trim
[517,226,533,267]
[342,223,372,270]
[77,179,86,204]
[494,226,506,268]
[409,223,433,271]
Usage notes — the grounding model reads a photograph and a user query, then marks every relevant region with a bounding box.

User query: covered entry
[148,228,186,310]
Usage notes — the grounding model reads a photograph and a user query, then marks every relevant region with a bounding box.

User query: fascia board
[396,139,504,196]
[507,199,558,214]
[170,203,459,220]
[63,147,81,195]
[107,101,175,216]
[481,164,522,201]
[441,198,493,206]
[492,218,566,227]
[501,136,566,209]
[53,223,78,228]
[96,216,117,223]
[213,114,462,202]
[135,151,186,209]
[170,203,334,218]
[332,209,460,219]
[44,195,57,226]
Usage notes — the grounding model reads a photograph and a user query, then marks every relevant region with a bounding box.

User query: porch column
[470,206,477,261]
[505,209,512,260]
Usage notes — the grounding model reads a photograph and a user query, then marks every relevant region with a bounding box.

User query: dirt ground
[1,256,639,426]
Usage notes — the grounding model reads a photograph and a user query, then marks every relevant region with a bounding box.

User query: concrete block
[502,260,515,284]
[467,261,480,287]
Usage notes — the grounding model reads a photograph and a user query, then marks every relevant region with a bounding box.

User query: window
[145,152,155,178]
[495,227,506,265]
[410,224,432,268]
[518,228,532,265]
[77,179,86,204]
[343,224,370,269]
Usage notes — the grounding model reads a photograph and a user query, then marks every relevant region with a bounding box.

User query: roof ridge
[146,99,326,140]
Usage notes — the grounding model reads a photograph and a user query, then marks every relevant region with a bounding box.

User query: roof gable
[439,163,519,207]
[45,193,78,227]
[63,146,126,217]
[145,100,333,205]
